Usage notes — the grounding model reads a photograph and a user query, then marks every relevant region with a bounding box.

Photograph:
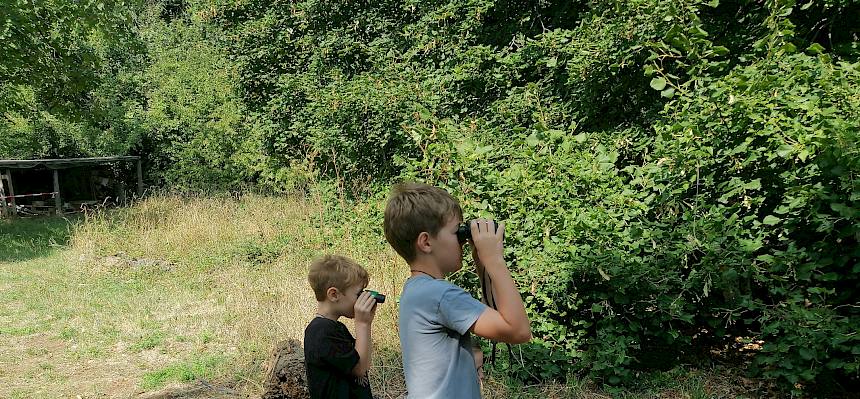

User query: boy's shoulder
[304,317,354,357]
[403,275,463,295]
[304,317,349,340]
[401,276,481,308]
[400,275,487,340]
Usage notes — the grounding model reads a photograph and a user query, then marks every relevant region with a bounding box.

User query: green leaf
[807,43,825,55]
[661,87,675,98]
[712,46,730,56]
[643,65,655,76]
[741,239,763,251]
[776,144,794,158]
[831,203,858,217]
[707,0,720,7]
[650,77,667,91]
[744,179,762,190]
[763,215,781,225]
[690,26,709,37]
[756,254,775,263]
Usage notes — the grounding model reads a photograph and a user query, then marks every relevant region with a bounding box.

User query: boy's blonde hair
[308,255,369,301]
[383,182,463,263]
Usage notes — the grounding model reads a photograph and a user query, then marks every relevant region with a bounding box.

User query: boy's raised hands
[354,291,377,325]
[469,218,506,269]
[467,218,531,344]
[352,290,377,377]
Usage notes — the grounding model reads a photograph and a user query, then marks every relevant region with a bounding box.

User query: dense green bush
[213,0,859,393]
[130,4,262,189]
[648,50,859,391]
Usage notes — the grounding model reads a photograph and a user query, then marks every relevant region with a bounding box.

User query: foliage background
[1,0,858,394]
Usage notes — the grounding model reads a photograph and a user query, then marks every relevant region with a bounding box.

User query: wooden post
[117,180,126,204]
[89,170,97,201]
[136,159,143,197]
[0,169,7,217]
[53,169,62,215]
[7,170,17,216]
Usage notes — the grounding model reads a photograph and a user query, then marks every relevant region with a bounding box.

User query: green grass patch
[0,325,42,336]
[200,331,214,345]
[0,216,77,261]
[58,326,78,340]
[70,345,107,360]
[130,330,166,352]
[140,354,228,390]
[601,367,741,399]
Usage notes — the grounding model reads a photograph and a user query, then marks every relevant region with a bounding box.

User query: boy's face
[433,215,465,275]
[339,282,367,319]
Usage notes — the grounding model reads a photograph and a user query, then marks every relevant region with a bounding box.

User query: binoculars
[364,290,386,303]
[456,220,499,244]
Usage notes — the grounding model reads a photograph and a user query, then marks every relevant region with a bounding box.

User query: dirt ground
[0,332,235,398]
[134,339,307,399]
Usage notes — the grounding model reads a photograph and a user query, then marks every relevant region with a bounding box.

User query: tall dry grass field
[2,194,411,398]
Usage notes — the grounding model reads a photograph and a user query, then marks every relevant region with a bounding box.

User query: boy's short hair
[308,255,369,301]
[383,182,463,263]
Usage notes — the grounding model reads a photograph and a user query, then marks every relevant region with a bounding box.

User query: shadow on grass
[0,215,79,262]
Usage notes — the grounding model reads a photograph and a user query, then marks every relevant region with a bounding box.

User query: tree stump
[260,339,309,399]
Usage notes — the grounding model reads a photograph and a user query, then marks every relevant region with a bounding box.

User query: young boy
[384,182,531,398]
[304,254,377,399]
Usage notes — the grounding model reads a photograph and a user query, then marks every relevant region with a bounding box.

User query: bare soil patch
[137,382,244,399]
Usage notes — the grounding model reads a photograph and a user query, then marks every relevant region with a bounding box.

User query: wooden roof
[0,156,140,170]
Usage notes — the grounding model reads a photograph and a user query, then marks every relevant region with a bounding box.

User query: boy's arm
[469,219,532,344]
[351,291,376,377]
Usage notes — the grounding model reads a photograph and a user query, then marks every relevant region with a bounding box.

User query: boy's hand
[354,291,377,325]
[352,291,375,377]
[470,218,505,268]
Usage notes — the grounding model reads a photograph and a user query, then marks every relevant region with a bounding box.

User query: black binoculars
[456,220,499,244]
[364,290,386,303]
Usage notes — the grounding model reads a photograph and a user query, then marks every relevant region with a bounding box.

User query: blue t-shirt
[399,275,488,399]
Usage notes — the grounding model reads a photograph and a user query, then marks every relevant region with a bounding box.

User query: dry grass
[0,193,748,398]
[1,193,412,398]
[70,193,411,396]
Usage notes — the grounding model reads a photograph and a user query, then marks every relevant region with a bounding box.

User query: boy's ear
[416,231,432,254]
[326,287,340,301]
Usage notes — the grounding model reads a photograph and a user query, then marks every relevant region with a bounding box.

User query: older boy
[304,255,377,399]
[384,182,531,398]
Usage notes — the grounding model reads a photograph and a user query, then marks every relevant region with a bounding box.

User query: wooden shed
[0,156,143,217]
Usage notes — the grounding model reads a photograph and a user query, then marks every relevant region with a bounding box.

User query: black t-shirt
[304,316,373,399]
